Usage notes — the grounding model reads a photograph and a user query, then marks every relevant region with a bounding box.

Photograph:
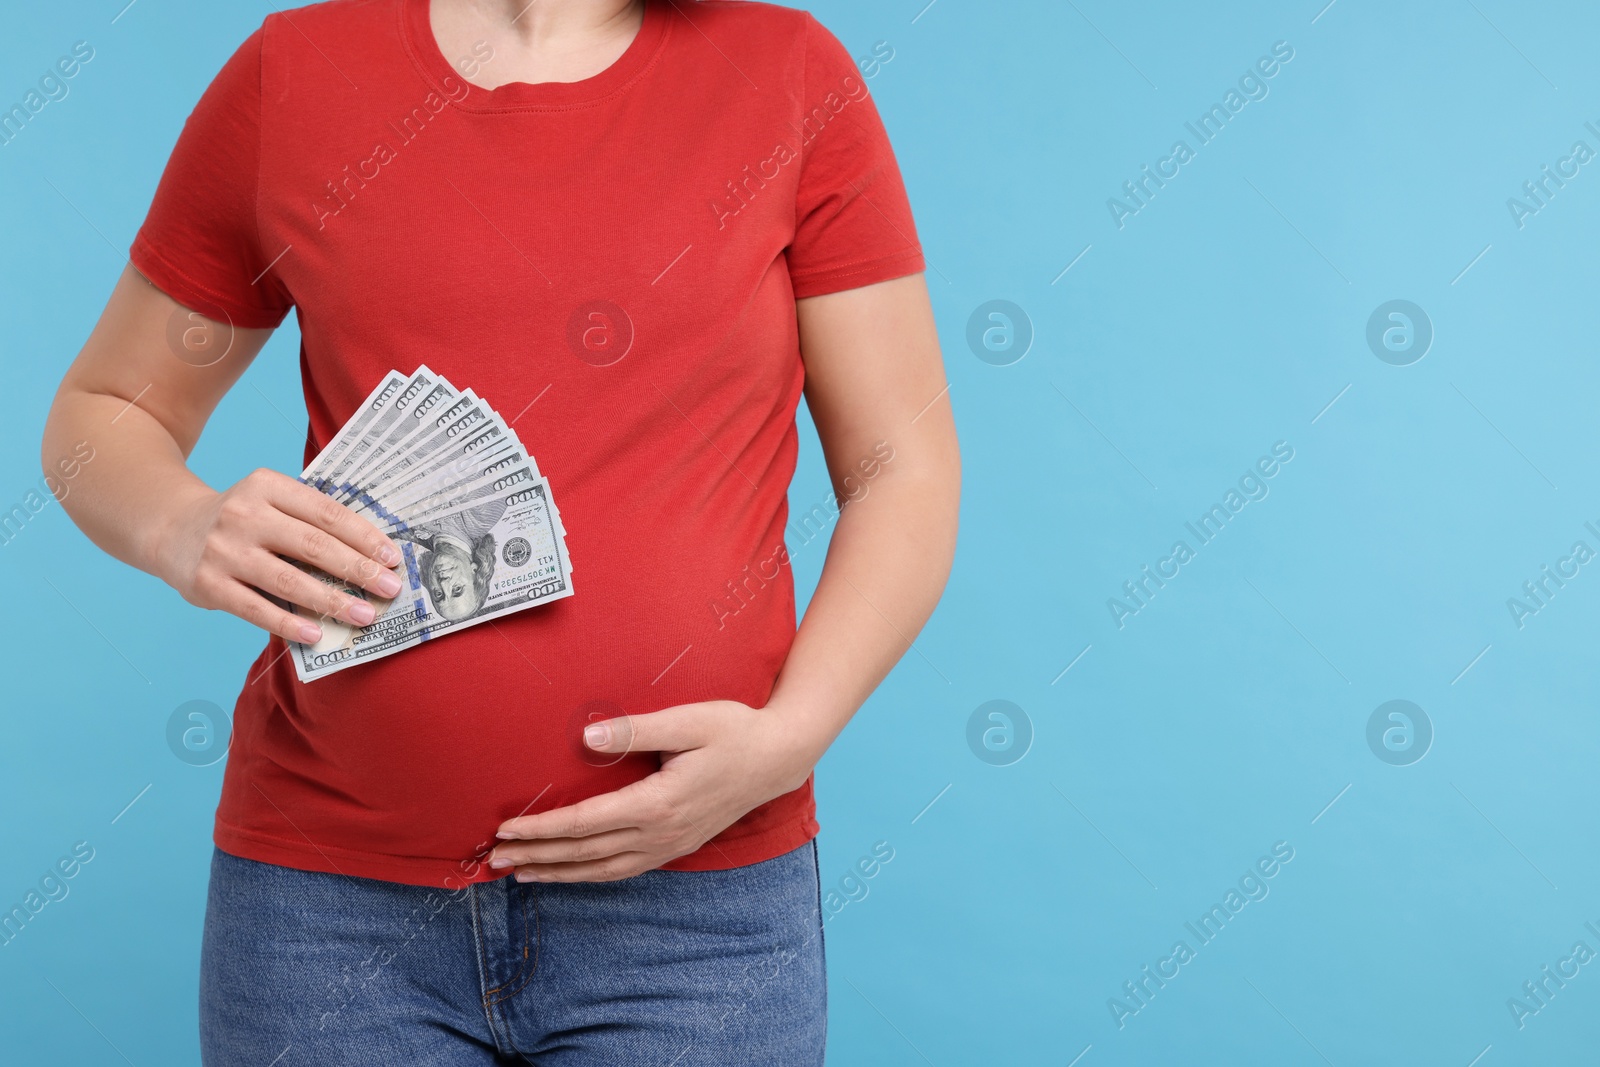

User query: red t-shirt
[131,0,924,887]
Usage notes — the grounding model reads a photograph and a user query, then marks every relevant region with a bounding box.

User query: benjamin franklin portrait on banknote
[396,497,507,622]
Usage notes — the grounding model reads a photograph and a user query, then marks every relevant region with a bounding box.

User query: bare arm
[491,272,960,881]
[42,264,405,643]
[766,271,960,764]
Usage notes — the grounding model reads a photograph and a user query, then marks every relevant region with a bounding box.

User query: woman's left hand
[488,700,818,882]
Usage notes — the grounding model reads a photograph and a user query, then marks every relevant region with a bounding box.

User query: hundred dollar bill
[335,389,485,502]
[357,441,531,527]
[348,421,519,520]
[392,463,543,534]
[302,369,409,485]
[317,369,456,497]
[349,397,533,511]
[305,366,440,489]
[395,449,570,551]
[289,478,573,682]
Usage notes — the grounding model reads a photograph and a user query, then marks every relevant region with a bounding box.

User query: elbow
[41,437,98,507]
[897,461,960,584]
[933,425,961,558]
[892,424,960,567]
[938,476,960,584]
[40,378,80,476]
[39,395,99,509]
[39,399,64,492]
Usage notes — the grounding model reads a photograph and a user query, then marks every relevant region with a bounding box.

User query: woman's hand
[155,467,405,645]
[488,700,821,882]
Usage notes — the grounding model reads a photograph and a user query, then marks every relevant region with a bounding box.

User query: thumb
[583,704,704,754]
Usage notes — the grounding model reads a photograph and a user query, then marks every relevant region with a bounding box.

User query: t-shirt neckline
[400,0,669,112]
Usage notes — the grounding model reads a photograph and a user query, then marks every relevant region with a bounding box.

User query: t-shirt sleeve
[787,13,925,300]
[129,25,293,329]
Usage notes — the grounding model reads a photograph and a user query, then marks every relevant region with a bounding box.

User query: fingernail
[376,573,402,597]
[349,601,376,626]
[379,544,401,566]
[489,857,512,869]
[584,723,610,748]
[495,831,516,840]
[298,623,322,644]
[515,871,537,883]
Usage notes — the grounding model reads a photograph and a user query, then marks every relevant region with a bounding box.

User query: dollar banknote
[284,368,573,682]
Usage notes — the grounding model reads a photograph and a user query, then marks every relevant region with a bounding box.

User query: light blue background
[2,0,1596,1063]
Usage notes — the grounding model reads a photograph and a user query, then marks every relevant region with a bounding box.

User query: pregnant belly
[218,581,790,883]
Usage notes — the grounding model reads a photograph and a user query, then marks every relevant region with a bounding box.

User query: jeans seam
[811,839,826,959]
[506,883,543,1002]
[469,883,510,1053]
[486,882,539,1005]
[812,838,828,1023]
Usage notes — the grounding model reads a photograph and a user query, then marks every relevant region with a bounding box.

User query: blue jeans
[198,842,826,1065]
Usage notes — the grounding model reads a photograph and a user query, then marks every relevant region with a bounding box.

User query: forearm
[42,389,215,578]
[766,461,959,779]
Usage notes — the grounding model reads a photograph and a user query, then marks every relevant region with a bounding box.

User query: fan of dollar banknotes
[286,366,573,682]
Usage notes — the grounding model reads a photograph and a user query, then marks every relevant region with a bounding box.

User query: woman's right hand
[156,467,404,645]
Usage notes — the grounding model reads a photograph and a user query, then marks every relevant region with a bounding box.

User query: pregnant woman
[40,0,958,1062]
